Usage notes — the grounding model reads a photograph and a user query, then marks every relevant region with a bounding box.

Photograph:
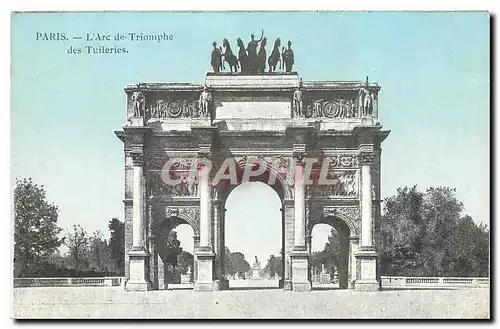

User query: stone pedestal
[354,246,379,291]
[128,117,145,127]
[157,255,165,290]
[125,249,151,291]
[193,249,215,291]
[291,249,311,292]
[251,268,261,280]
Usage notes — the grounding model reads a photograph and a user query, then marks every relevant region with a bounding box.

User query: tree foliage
[65,224,90,276]
[159,230,196,284]
[163,230,182,268]
[14,178,124,277]
[88,230,111,273]
[177,250,194,275]
[224,247,250,279]
[379,186,489,277]
[263,254,282,278]
[108,218,125,275]
[310,229,340,278]
[14,178,64,277]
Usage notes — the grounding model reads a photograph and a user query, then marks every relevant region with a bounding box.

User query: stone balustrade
[14,277,125,288]
[311,274,332,284]
[381,276,489,289]
[14,276,489,290]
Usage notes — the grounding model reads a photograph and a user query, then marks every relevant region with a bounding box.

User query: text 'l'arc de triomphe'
[115,69,390,292]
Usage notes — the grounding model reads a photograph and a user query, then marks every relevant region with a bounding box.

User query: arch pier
[115,73,390,292]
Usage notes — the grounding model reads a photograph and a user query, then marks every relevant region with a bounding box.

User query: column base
[291,249,311,292]
[354,279,380,291]
[126,248,151,291]
[355,246,379,292]
[292,281,312,292]
[283,280,292,290]
[213,280,223,291]
[194,249,215,291]
[193,282,216,291]
[125,280,151,291]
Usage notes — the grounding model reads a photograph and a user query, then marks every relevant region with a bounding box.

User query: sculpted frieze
[306,171,358,198]
[165,206,199,222]
[291,88,377,119]
[146,89,213,119]
[325,155,358,168]
[323,206,360,235]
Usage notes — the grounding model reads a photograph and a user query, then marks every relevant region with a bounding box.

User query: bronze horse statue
[222,38,239,73]
[237,37,247,73]
[268,38,281,72]
[257,37,267,74]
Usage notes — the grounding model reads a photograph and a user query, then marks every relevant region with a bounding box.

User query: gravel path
[12,286,489,319]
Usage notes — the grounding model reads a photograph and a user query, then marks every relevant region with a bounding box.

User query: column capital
[358,152,375,166]
[292,144,307,162]
[197,148,211,159]
[131,151,144,166]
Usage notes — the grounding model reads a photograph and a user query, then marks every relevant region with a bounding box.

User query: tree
[164,230,182,267]
[231,252,250,278]
[263,254,282,278]
[379,185,489,277]
[65,224,89,276]
[108,218,125,275]
[161,230,183,283]
[177,251,194,275]
[223,248,250,279]
[14,178,64,277]
[88,230,111,273]
[421,187,464,276]
[323,229,342,275]
[224,247,236,278]
[447,216,489,277]
[378,186,425,276]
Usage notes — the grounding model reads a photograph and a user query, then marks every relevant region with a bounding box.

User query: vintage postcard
[11,11,490,319]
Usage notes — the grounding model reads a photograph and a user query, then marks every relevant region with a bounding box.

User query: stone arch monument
[115,72,390,292]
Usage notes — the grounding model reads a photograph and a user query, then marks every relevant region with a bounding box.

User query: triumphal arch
[115,71,389,292]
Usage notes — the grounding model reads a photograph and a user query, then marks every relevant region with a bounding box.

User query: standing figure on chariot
[246,30,264,73]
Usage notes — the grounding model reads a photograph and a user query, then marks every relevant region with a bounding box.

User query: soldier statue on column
[131,90,146,117]
[293,82,303,117]
[198,86,212,117]
[359,76,374,117]
[211,41,223,73]
[282,41,295,73]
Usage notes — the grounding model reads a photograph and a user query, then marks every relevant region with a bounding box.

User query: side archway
[152,207,200,289]
[308,208,359,289]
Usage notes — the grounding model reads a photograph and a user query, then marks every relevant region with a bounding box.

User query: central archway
[223,181,283,289]
[214,158,288,290]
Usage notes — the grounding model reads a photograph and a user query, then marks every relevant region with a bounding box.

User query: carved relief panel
[147,156,200,198]
[146,90,212,119]
[305,154,359,198]
[291,88,377,119]
[306,170,359,198]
